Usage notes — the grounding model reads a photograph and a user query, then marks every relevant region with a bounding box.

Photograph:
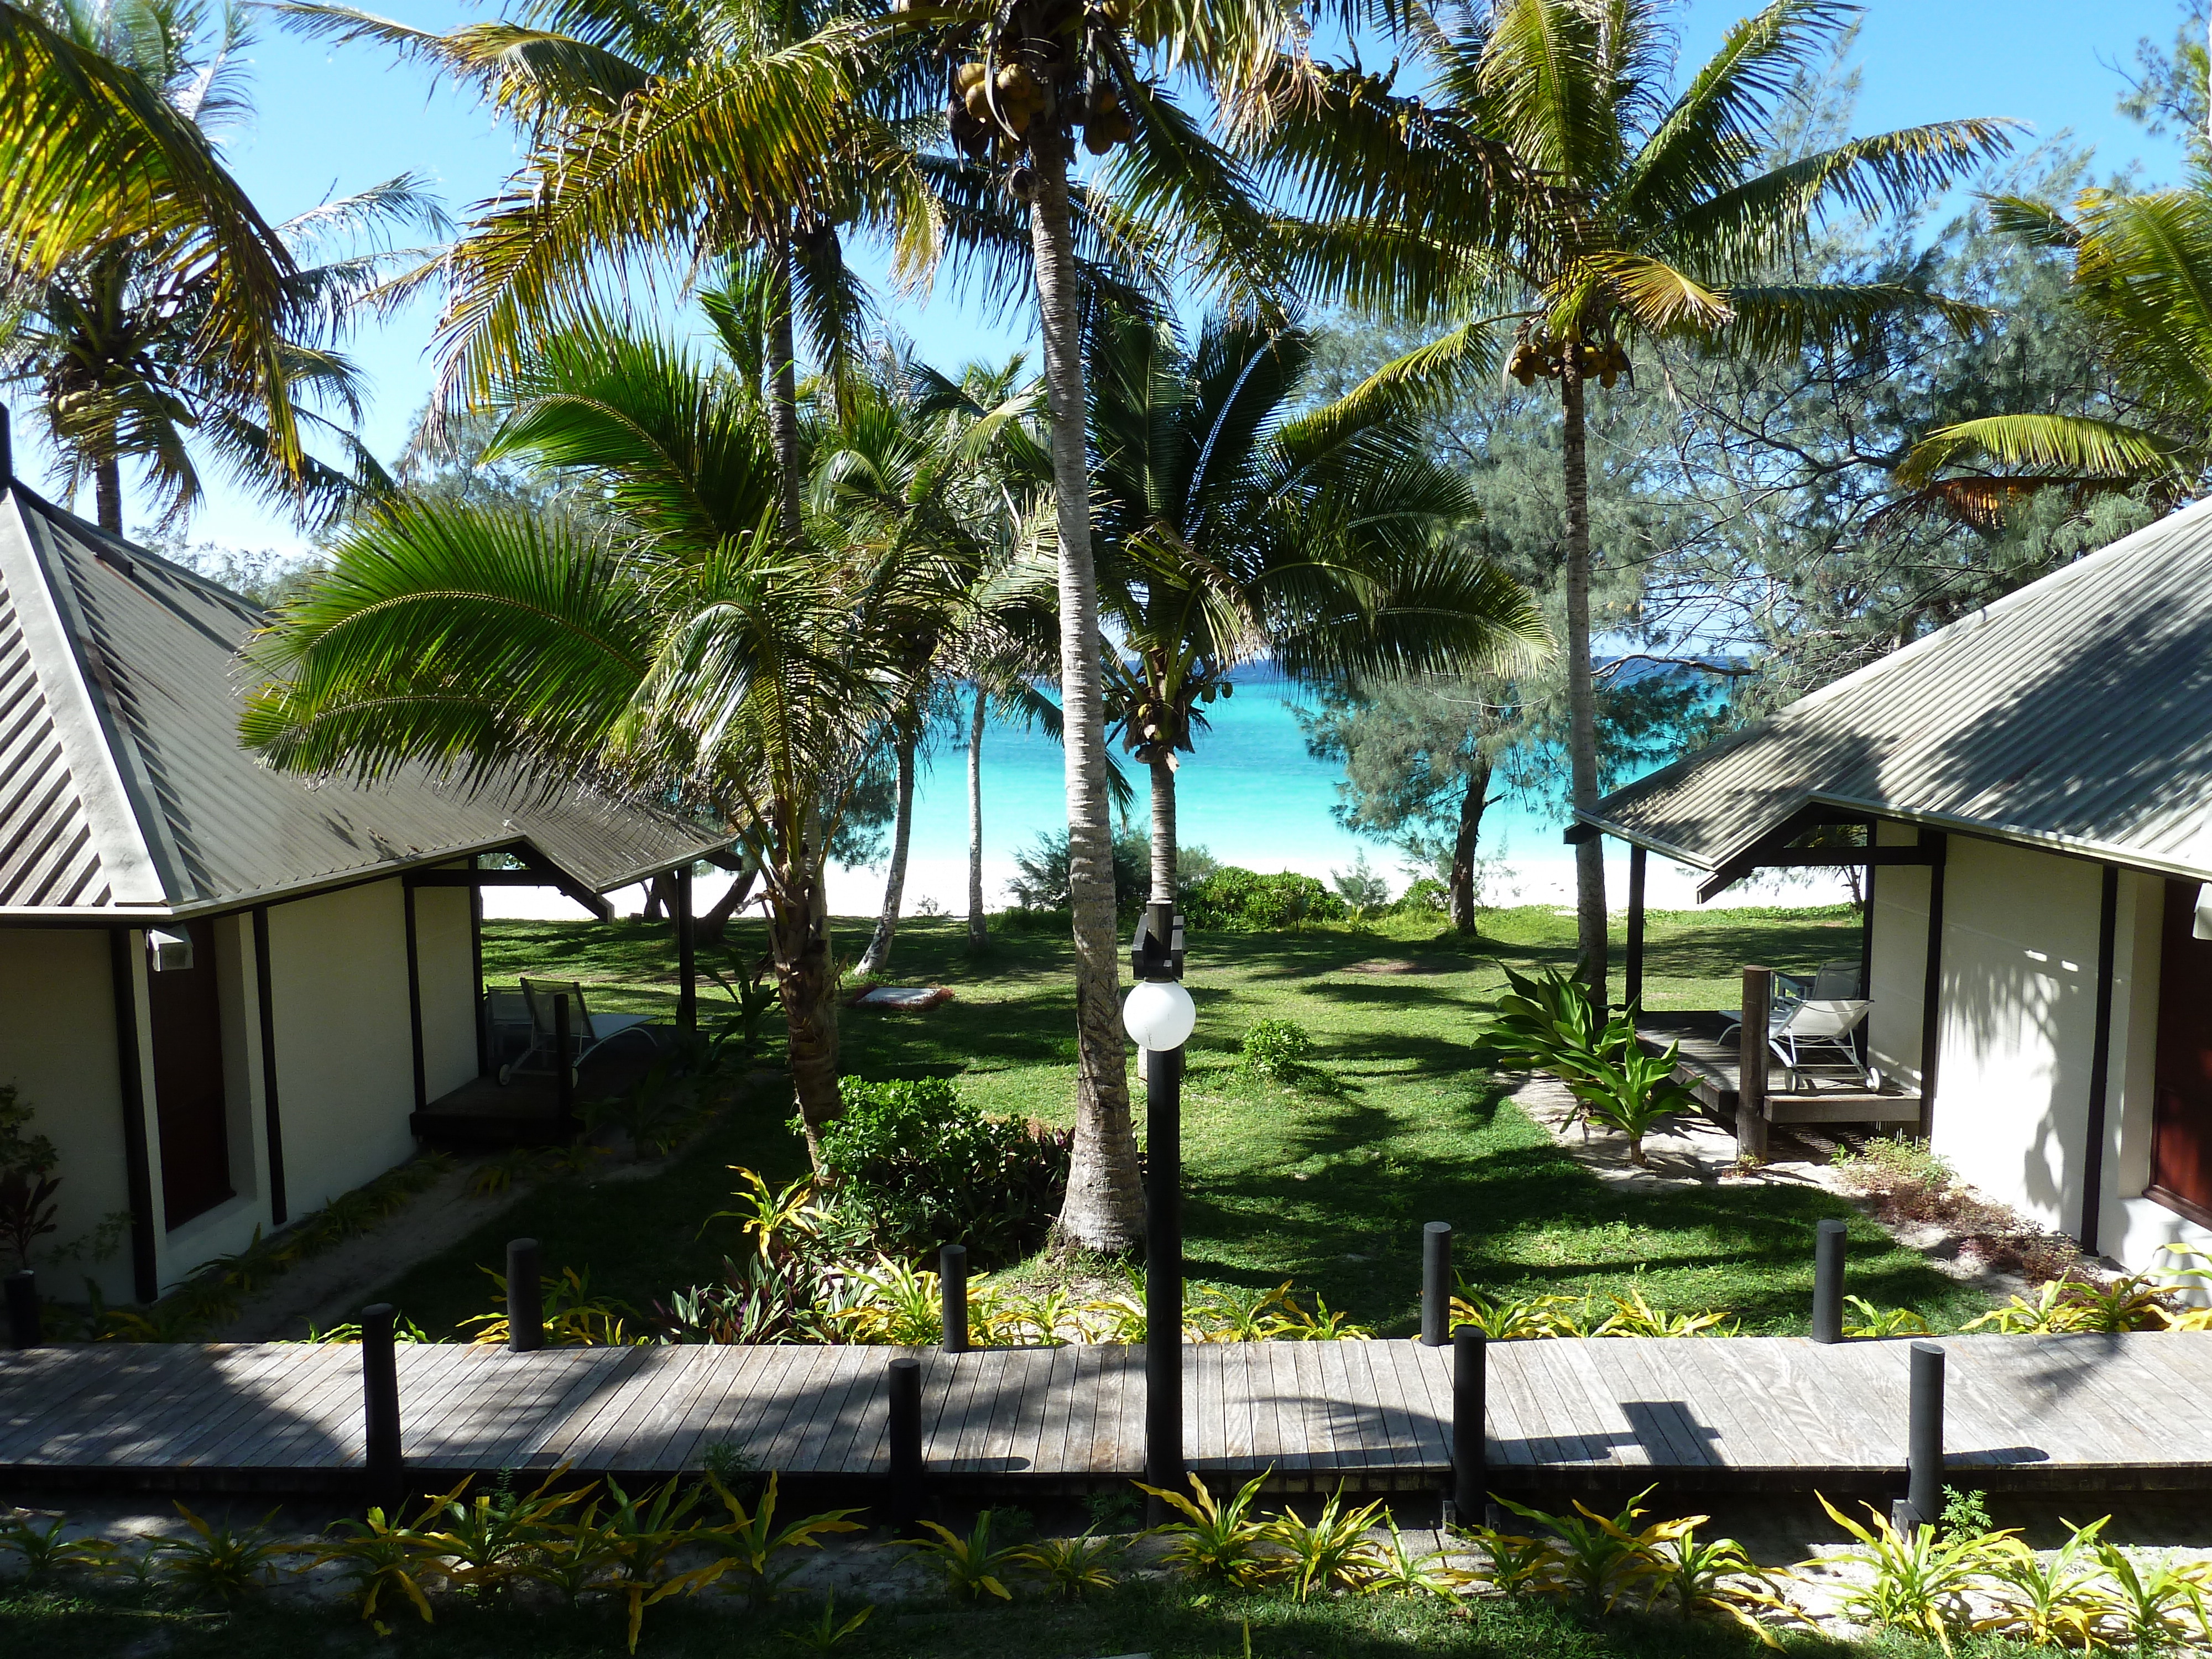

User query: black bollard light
[1451,1325,1486,1522]
[886,1357,923,1528]
[940,1244,969,1354]
[1421,1222,1453,1347]
[507,1238,544,1353]
[1124,899,1193,1524]
[1812,1218,1847,1344]
[1903,1340,1945,1531]
[5,1270,40,1348]
[361,1302,403,1515]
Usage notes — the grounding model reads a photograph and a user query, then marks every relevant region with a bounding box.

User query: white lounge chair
[1769,998,1874,1086]
[498,977,660,1086]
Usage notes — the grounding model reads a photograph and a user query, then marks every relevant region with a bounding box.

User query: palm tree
[1088,309,1544,900]
[1,0,406,531]
[240,317,978,1166]
[1246,0,2010,1002]
[1898,186,2212,508]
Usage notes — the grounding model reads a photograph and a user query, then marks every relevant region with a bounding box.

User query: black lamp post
[1124,899,1192,1521]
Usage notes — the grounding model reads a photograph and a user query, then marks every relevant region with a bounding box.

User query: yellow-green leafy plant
[1264,1486,1385,1601]
[782,1594,874,1650]
[831,1256,944,1346]
[1981,1516,2115,1650]
[416,1470,586,1589]
[1496,1486,1690,1612]
[1451,1520,1558,1598]
[1012,1531,1124,1599]
[702,1472,864,1604]
[1135,1470,1282,1588]
[994,1284,1081,1347]
[1650,1526,1792,1646]
[1448,1286,1588,1340]
[1270,1288,1373,1340]
[2053,1270,2178,1333]
[1591,1286,1736,1338]
[906,1513,1020,1602]
[1364,1517,1468,1599]
[0,1511,116,1583]
[1187,1281,1292,1342]
[1813,1494,2017,1651]
[467,1149,542,1198]
[2090,1535,2209,1651]
[702,1167,832,1262]
[1563,1042,1700,1166]
[589,1476,723,1653]
[305,1505,444,1624]
[464,1265,640,1347]
[1842,1296,1931,1338]
[148,1503,303,1608]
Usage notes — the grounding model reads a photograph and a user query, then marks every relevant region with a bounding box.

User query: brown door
[2151,880,2212,1227]
[145,919,233,1227]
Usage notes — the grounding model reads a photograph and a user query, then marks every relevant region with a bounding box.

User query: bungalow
[1577,494,2212,1280]
[0,432,732,1305]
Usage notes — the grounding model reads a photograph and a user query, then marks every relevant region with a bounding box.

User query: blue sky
[24,0,2200,552]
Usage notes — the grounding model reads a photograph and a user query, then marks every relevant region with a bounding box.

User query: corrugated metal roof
[0,483,732,919]
[1581,493,2212,883]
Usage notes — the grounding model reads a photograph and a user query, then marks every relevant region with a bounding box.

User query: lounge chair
[497,977,660,1086]
[1768,998,1874,1086]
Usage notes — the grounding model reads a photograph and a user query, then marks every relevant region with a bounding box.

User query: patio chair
[1769,999,1874,1087]
[1715,972,1809,1044]
[1807,957,1864,999]
[497,977,660,1086]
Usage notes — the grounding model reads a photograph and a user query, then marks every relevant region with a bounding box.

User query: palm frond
[1897,414,2189,487]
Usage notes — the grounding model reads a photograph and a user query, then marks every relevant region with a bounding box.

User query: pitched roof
[0,481,731,920]
[1579,493,2212,885]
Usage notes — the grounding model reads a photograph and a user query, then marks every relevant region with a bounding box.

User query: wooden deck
[1639,1011,1924,1128]
[5,1333,2209,1496]
[410,1025,676,1146]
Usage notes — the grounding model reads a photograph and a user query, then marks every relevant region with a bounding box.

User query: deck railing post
[507,1239,544,1353]
[553,994,575,1135]
[1811,1219,1847,1344]
[1451,1326,1486,1521]
[1895,1340,1945,1533]
[5,1270,40,1347]
[1738,966,1772,1161]
[940,1244,968,1354]
[886,1356,923,1528]
[361,1302,403,1514]
[1421,1222,1452,1347]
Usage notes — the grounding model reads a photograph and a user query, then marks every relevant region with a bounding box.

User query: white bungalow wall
[2103,874,2212,1286]
[1867,821,1931,1090]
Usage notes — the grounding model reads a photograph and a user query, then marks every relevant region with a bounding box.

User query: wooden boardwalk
[6,1333,2211,1494]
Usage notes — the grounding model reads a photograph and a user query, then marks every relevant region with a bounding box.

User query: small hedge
[1184,867,1347,931]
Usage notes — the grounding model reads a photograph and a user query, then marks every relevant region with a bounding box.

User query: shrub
[1239,1018,1314,1079]
[1185,868,1347,930]
[1328,854,1391,921]
[1390,877,1450,916]
[815,1078,1071,1264]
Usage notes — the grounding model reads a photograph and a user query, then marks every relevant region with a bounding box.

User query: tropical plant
[584,1475,722,1653]
[1012,1531,1124,1600]
[305,1504,441,1624]
[1591,1285,1736,1338]
[414,1470,586,1588]
[1238,1018,1314,1081]
[0,1510,116,1583]
[1183,867,1347,930]
[1364,1517,1469,1600]
[1251,0,2011,997]
[1264,1486,1385,1602]
[0,1083,61,1270]
[1842,1296,1932,1338]
[1136,1470,1281,1588]
[147,1503,301,1606]
[2091,1534,2210,1652]
[1453,1520,1557,1598]
[1470,963,1635,1091]
[1496,1486,1690,1612]
[906,1514,1020,1603]
[1564,1043,1700,1166]
[1650,1527,1792,1645]
[1084,309,1540,915]
[781,1594,875,1650]
[1981,1516,2115,1651]
[1449,1286,1589,1340]
[463,1264,639,1347]
[703,1471,864,1605]
[1813,1493,2016,1650]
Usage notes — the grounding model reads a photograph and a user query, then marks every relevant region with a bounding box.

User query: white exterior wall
[263,878,425,1216]
[1867,821,1930,1089]
[0,929,137,1301]
[414,883,478,1101]
[1924,837,2107,1240]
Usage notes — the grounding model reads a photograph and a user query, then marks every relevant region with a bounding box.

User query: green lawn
[366,904,1986,1338]
[0,1577,1984,1658]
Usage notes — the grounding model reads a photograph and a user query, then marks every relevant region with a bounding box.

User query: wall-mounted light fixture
[145,928,194,972]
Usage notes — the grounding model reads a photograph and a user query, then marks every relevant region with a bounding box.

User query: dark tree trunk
[858,731,916,978]
[769,867,840,1170]
[95,457,123,536]
[967,685,988,950]
[695,858,759,945]
[642,872,675,923]
[1449,755,1494,935]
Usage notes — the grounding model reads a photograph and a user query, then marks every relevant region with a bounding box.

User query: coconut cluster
[943,8,1136,166]
[1505,336,1630,389]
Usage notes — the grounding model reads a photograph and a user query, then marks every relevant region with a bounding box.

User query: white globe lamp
[1123,977,1196,1052]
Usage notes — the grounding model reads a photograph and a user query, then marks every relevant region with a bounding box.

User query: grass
[365,902,1986,1339]
[0,1575,2015,1657]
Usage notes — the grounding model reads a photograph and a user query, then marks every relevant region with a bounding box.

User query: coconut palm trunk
[858,729,916,977]
[769,863,842,1168]
[1027,143,1141,1252]
[93,455,124,535]
[1559,360,1606,1004]
[967,684,988,950]
[765,225,805,541]
[1147,754,1177,906]
[1449,754,1494,935]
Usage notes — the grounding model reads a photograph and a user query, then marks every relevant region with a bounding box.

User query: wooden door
[2151,880,2212,1226]
[146,919,233,1227]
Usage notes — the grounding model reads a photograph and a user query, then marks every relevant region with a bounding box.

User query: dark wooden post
[507,1238,543,1353]
[1452,1326,1486,1520]
[1145,1041,1185,1515]
[1896,1340,1944,1532]
[675,864,696,1036]
[886,1356,923,1528]
[553,993,575,1135]
[1624,845,1648,1013]
[939,1244,968,1354]
[1421,1222,1452,1347]
[1738,966,1771,1160]
[1811,1219,1846,1344]
[5,1271,40,1347]
[361,1303,403,1514]
[251,905,288,1227]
